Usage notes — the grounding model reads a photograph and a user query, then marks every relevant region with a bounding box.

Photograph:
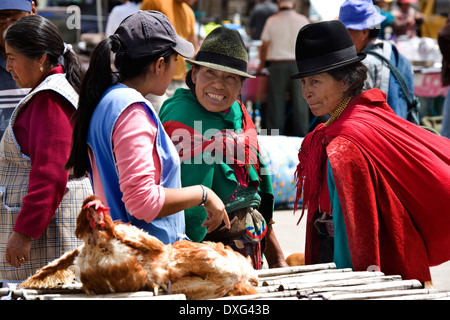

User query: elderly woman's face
[300,72,348,117]
[191,66,243,113]
[5,42,44,89]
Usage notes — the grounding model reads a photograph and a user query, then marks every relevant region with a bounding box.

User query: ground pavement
[270,208,450,291]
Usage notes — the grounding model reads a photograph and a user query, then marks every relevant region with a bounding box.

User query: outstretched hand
[201,186,230,233]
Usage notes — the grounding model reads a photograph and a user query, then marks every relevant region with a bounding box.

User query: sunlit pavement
[271,208,450,291]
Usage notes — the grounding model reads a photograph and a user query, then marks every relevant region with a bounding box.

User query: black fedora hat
[291,20,366,79]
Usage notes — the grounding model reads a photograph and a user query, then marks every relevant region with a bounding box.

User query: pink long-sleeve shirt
[89,103,165,223]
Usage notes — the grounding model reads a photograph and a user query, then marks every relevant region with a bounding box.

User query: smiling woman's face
[191,65,243,113]
[300,72,348,117]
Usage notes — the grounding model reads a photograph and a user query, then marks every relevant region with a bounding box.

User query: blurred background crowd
[5,0,450,134]
[2,0,450,208]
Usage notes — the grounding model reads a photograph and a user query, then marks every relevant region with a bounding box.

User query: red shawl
[163,101,260,176]
[295,89,450,279]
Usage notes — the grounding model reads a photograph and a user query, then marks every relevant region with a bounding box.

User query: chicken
[20,195,258,299]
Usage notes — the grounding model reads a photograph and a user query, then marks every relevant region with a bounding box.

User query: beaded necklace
[324,96,352,127]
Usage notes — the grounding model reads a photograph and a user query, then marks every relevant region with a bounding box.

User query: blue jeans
[441,89,450,139]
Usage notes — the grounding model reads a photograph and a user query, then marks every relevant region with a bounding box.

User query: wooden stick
[327,288,431,300]
[262,271,386,287]
[52,293,187,300]
[256,263,336,278]
[370,290,450,300]
[259,267,353,284]
[215,290,299,300]
[306,279,423,298]
[277,275,402,292]
[22,290,186,300]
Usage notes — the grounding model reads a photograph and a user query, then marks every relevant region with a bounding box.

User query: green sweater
[159,88,274,242]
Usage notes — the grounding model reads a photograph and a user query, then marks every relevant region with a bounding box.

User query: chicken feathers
[20,195,258,299]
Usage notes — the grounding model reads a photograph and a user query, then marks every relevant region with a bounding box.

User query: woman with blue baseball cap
[339,0,417,123]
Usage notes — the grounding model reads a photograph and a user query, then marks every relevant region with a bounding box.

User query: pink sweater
[89,103,165,223]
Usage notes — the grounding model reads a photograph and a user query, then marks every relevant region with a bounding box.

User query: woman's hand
[5,231,31,268]
[201,186,230,233]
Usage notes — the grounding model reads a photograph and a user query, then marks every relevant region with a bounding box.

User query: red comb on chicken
[20,195,258,299]
[83,199,108,228]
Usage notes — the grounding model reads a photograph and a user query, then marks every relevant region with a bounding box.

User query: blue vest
[87,83,186,244]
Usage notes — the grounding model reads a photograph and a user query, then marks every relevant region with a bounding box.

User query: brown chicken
[20,195,258,299]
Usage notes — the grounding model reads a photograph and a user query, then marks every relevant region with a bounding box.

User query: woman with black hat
[292,20,450,285]
[159,27,288,269]
[66,11,230,245]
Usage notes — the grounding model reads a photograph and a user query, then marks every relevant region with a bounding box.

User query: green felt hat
[186,26,255,79]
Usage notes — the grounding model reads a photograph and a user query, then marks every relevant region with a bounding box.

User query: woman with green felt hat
[159,26,288,269]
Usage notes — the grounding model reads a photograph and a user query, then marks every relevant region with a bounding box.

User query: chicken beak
[84,200,109,228]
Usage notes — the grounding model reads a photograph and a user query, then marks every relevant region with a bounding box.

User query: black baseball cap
[114,10,194,59]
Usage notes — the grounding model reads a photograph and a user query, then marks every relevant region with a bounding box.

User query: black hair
[65,35,174,178]
[185,68,196,95]
[327,61,368,98]
[4,15,84,93]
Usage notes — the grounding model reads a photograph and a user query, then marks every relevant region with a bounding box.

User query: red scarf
[163,101,260,180]
[296,89,450,267]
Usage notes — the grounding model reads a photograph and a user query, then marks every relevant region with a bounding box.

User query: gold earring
[39,66,44,73]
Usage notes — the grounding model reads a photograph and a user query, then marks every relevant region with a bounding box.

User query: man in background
[257,0,310,137]
[0,0,36,138]
[339,0,417,122]
[248,0,278,40]
[105,0,142,37]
